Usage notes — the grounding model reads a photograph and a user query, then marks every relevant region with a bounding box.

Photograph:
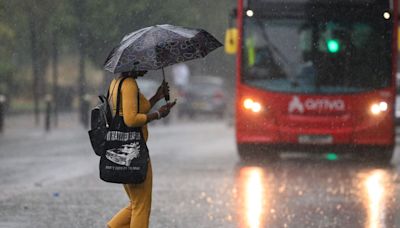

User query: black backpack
[88,92,112,156]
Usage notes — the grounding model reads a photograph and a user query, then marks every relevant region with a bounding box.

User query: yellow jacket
[109,77,151,141]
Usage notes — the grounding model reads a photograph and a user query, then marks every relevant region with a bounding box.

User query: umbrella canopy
[104,24,222,74]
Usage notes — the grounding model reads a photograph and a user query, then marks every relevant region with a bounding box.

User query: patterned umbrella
[104,24,223,74]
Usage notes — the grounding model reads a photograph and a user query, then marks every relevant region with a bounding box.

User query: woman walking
[107,70,175,228]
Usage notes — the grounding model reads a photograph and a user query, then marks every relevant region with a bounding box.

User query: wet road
[234,161,399,228]
[0,114,400,227]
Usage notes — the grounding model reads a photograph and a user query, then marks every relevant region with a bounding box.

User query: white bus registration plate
[298,135,333,144]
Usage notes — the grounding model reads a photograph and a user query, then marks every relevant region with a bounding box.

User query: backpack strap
[113,77,142,128]
[104,89,113,123]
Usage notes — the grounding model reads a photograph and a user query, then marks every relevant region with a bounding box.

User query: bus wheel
[361,147,393,166]
[237,144,253,161]
[374,149,393,165]
[237,144,279,162]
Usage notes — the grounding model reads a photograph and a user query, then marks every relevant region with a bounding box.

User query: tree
[0,1,18,113]
[13,0,56,124]
[0,0,235,118]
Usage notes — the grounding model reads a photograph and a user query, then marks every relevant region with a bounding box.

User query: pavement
[0,113,239,228]
[1,113,400,228]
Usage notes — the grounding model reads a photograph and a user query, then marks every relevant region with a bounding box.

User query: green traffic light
[326,39,340,53]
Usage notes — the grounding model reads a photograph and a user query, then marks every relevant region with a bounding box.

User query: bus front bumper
[236,125,394,147]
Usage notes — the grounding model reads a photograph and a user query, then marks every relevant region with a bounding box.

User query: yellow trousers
[107,162,152,228]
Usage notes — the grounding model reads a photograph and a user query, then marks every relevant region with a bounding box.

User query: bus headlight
[370,101,388,115]
[243,98,262,113]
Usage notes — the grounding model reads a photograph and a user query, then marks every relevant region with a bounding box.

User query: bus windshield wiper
[255,20,290,65]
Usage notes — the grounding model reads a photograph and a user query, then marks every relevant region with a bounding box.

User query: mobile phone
[168,99,177,107]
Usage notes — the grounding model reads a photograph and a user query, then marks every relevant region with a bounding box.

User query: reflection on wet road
[235,161,398,228]
[151,122,400,227]
[2,120,400,227]
[362,169,394,228]
[238,167,266,228]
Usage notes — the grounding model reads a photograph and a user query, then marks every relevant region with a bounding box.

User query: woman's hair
[121,70,147,78]
[121,71,135,77]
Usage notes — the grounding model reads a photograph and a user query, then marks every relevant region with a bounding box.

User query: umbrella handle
[162,68,170,101]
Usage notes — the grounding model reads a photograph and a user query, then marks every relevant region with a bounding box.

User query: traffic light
[326,39,340,53]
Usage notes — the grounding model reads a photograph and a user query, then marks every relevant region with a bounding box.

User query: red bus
[226,0,398,163]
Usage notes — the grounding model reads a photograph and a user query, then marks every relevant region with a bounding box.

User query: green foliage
[82,0,205,67]
[0,0,234,97]
[0,1,16,95]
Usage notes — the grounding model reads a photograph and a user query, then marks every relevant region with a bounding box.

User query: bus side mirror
[225,28,238,54]
[225,8,238,55]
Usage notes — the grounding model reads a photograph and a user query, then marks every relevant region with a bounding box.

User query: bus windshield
[242,10,392,94]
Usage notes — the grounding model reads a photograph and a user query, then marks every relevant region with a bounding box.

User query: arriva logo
[288,96,345,114]
[288,96,304,113]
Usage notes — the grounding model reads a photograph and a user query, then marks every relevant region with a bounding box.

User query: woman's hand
[146,99,177,123]
[155,81,170,101]
[158,100,177,118]
[150,80,170,108]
